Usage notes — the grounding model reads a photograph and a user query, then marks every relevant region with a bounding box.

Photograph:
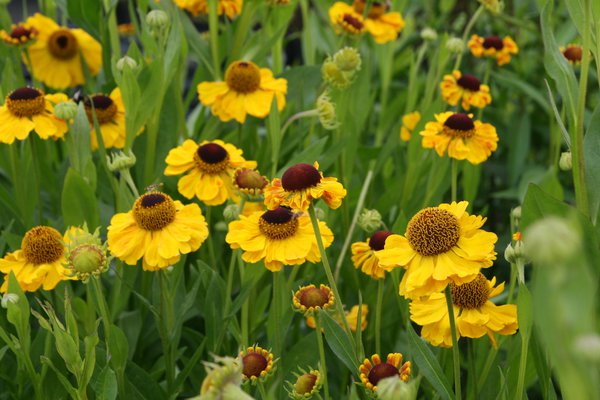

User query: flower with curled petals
[440,70,492,111]
[359,353,411,392]
[468,34,518,66]
[351,230,394,279]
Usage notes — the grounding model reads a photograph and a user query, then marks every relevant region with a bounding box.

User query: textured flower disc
[194,142,230,174]
[406,207,460,256]
[457,74,481,91]
[368,230,393,251]
[443,113,476,139]
[483,35,503,50]
[294,372,318,395]
[258,207,299,240]
[6,87,45,117]
[281,163,322,191]
[234,168,268,191]
[451,274,490,309]
[299,286,330,308]
[84,94,117,124]
[21,226,65,265]
[342,13,364,32]
[8,25,37,42]
[48,29,79,59]
[368,363,399,386]
[225,61,261,93]
[242,353,268,378]
[563,45,582,63]
[132,192,177,231]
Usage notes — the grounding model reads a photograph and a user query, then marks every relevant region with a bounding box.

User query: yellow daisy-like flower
[264,162,347,212]
[239,345,275,383]
[329,1,404,43]
[107,191,209,271]
[84,88,129,150]
[410,274,518,347]
[225,207,333,272]
[241,201,265,217]
[198,60,287,124]
[399,111,420,142]
[351,230,394,279]
[420,112,499,165]
[293,284,335,315]
[306,304,368,332]
[0,226,76,292]
[561,44,583,65]
[329,2,366,36]
[0,23,38,45]
[440,70,492,111]
[0,87,68,144]
[175,0,243,19]
[359,353,411,392]
[289,368,322,399]
[468,34,518,66]
[24,13,102,89]
[164,139,257,206]
[377,201,497,299]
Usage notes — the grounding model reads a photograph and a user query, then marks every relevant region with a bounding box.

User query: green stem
[375,279,384,356]
[205,207,217,268]
[453,5,484,70]
[238,252,249,347]
[158,270,176,393]
[507,263,518,305]
[451,158,458,201]
[300,0,314,65]
[272,271,283,356]
[90,277,112,348]
[468,340,477,398]
[516,333,530,400]
[257,380,269,399]
[103,0,121,60]
[208,0,221,79]
[314,313,330,400]
[444,286,462,400]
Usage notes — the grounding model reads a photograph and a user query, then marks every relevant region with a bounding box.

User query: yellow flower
[329,1,404,43]
[0,87,68,144]
[84,88,129,150]
[440,70,492,111]
[351,230,394,279]
[377,201,497,299]
[0,226,76,292]
[164,140,256,206]
[239,345,275,383]
[264,162,347,212]
[359,353,411,392]
[175,0,242,19]
[293,284,335,315]
[468,34,518,66]
[306,304,368,332]
[107,191,209,271]
[561,44,583,65]
[198,61,287,124]
[410,274,518,347]
[329,2,366,36]
[420,112,499,165]
[0,23,38,45]
[225,207,333,272]
[24,13,102,89]
[117,23,135,37]
[399,111,420,142]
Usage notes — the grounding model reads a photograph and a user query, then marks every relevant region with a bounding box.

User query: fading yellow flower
[306,304,368,332]
[440,70,492,111]
[377,201,497,299]
[561,44,583,65]
[359,353,411,392]
[399,111,420,142]
[0,23,38,45]
[24,13,102,89]
[351,230,394,279]
[293,284,335,315]
[175,0,243,18]
[410,274,518,347]
[329,1,404,43]
[84,88,129,150]
[420,112,499,165]
[239,345,275,383]
[468,34,518,66]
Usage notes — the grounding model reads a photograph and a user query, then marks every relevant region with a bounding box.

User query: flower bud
[446,37,465,54]
[64,226,110,282]
[1,293,19,308]
[234,168,268,196]
[559,151,572,171]
[54,101,79,120]
[377,375,420,400]
[146,10,169,33]
[479,0,504,14]
[313,207,326,220]
[107,150,137,172]
[316,92,339,131]
[421,27,438,42]
[524,216,582,266]
[116,55,138,72]
[511,206,521,222]
[357,209,382,233]
[223,204,240,222]
[333,47,362,72]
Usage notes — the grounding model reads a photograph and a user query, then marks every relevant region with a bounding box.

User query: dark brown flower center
[443,113,476,139]
[21,226,65,265]
[6,87,45,117]
[294,373,318,395]
[84,94,118,124]
[483,36,503,50]
[457,74,481,91]
[451,274,490,309]
[369,230,393,251]
[258,207,298,239]
[242,353,268,378]
[132,192,177,231]
[342,14,364,31]
[10,25,37,41]
[563,45,583,63]
[406,207,460,256]
[281,163,322,191]
[299,287,330,308]
[48,29,78,59]
[225,61,261,93]
[193,143,230,174]
[368,363,398,386]
[353,0,388,18]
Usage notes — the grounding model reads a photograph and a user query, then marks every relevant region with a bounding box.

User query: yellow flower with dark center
[440,70,492,111]
[83,88,130,150]
[351,230,394,279]
[24,13,102,89]
[420,112,499,164]
[164,139,256,206]
[329,1,404,43]
[468,34,518,66]
[226,207,333,272]
[329,3,366,36]
[0,226,77,292]
[264,162,347,212]
[359,353,411,392]
[293,284,335,315]
[0,23,38,45]
[306,304,368,332]
[175,0,243,18]
[410,274,518,347]
[399,111,420,142]
[288,368,322,399]
[376,201,497,299]
[107,191,208,271]
[198,61,287,124]
[239,345,275,383]
[561,44,583,65]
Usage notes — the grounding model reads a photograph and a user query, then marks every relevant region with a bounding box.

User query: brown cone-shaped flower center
[6,87,45,117]
[21,226,65,265]
[483,36,503,50]
[299,287,330,308]
[234,168,268,191]
[563,45,583,63]
[369,230,393,251]
[368,363,398,386]
[84,94,117,124]
[342,13,364,30]
[443,113,476,139]
[451,274,490,309]
[281,163,322,191]
[242,353,268,378]
[294,373,318,395]
[9,25,37,41]
[225,61,261,93]
[258,207,298,240]
[132,192,177,231]
[353,0,388,18]
[194,143,230,174]
[48,29,79,59]
[457,74,481,91]
[406,207,460,256]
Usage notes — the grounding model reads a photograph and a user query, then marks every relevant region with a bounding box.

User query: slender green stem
[238,252,249,346]
[257,380,269,399]
[314,313,330,400]
[300,0,314,65]
[468,340,478,398]
[158,270,175,393]
[208,0,221,79]
[507,263,518,305]
[375,279,384,356]
[91,277,112,346]
[205,207,217,267]
[453,5,484,70]
[444,286,462,400]
[516,333,530,400]
[451,158,458,201]
[272,271,283,356]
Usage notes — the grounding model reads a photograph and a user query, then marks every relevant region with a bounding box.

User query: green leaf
[204,270,226,352]
[584,104,600,223]
[6,272,31,349]
[61,167,100,229]
[95,366,118,400]
[108,325,129,375]
[320,310,359,374]
[517,285,533,339]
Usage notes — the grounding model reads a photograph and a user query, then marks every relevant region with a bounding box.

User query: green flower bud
[559,151,572,171]
[322,59,350,88]
[333,47,361,72]
[357,209,382,233]
[377,375,420,400]
[116,55,138,72]
[479,0,504,14]
[446,37,465,54]
[54,101,79,120]
[64,226,110,282]
[223,204,240,222]
[421,27,438,42]
[107,150,137,172]
[146,10,170,31]
[1,293,19,308]
[313,207,326,220]
[524,217,582,266]
[316,92,339,131]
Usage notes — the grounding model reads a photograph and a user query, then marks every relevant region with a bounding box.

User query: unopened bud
[64,226,110,282]
[54,101,78,120]
[116,55,138,72]
[446,37,465,54]
[223,204,240,222]
[107,150,137,172]
[146,10,169,33]
[479,0,504,14]
[333,47,361,72]
[377,376,419,400]
[524,216,581,266]
[316,92,339,131]
[559,151,572,171]
[1,293,19,308]
[234,168,268,196]
[421,27,438,42]
[357,209,382,233]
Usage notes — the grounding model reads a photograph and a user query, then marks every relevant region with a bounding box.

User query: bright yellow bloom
[0,87,68,144]
[359,353,411,392]
[225,207,333,272]
[0,226,76,292]
[84,88,129,150]
[440,70,492,111]
[175,0,242,19]
[239,345,275,383]
[399,111,420,142]
[0,23,38,45]
[561,44,583,65]
[329,2,365,36]
[164,139,256,205]
[377,201,497,299]
[24,13,102,89]
[198,61,287,124]
[410,274,518,347]
[420,112,499,165]
[264,162,347,212]
[293,284,335,315]
[329,1,404,43]
[351,230,394,279]
[306,304,368,332]
[107,191,209,271]
[468,34,518,66]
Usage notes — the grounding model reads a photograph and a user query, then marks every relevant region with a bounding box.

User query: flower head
[64,226,111,282]
[329,1,404,43]
[420,112,499,164]
[351,230,394,279]
[175,0,243,19]
[440,71,492,110]
[561,44,583,65]
[479,0,504,13]
[293,284,335,315]
[357,209,383,232]
[359,353,411,392]
[321,48,362,89]
[399,111,421,142]
[1,22,38,45]
[84,89,133,150]
[199,355,253,400]
[287,368,322,399]
[316,92,340,130]
[468,34,518,66]
[233,168,269,198]
[239,346,275,383]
